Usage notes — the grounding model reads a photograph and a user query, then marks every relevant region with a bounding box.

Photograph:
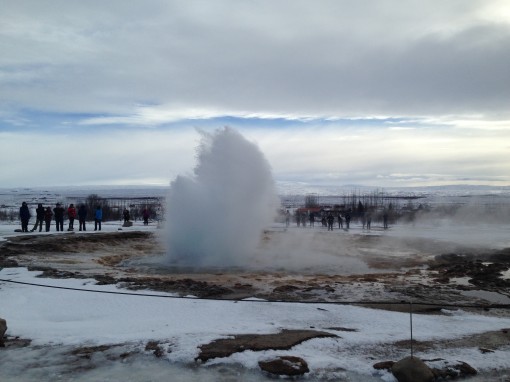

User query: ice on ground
[1,267,510,380]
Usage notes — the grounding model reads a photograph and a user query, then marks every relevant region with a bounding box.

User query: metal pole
[410,301,414,358]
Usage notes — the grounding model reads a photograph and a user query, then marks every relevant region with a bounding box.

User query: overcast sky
[1,0,510,189]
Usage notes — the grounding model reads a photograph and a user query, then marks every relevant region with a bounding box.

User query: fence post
[410,300,414,358]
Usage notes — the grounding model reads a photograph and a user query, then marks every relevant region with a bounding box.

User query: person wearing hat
[53,203,65,231]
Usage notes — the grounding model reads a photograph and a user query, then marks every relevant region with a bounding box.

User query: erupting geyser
[165,127,279,267]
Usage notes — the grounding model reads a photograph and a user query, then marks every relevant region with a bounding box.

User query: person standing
[19,202,31,232]
[94,206,102,231]
[67,204,77,231]
[31,203,45,232]
[123,209,130,223]
[327,213,335,231]
[345,210,351,230]
[142,208,150,226]
[383,211,389,229]
[53,203,65,231]
[44,207,53,232]
[78,204,87,231]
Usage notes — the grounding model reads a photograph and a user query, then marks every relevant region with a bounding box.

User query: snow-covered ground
[2,266,510,381]
[1,185,510,381]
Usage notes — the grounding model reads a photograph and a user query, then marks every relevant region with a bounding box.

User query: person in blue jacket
[19,202,31,232]
[94,205,102,231]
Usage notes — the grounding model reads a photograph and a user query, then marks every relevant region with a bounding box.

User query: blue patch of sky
[0,109,98,131]
[0,108,438,133]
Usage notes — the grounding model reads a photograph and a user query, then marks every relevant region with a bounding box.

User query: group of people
[285,209,387,231]
[19,202,103,233]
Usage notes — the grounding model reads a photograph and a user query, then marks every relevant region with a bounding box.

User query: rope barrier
[1,278,510,309]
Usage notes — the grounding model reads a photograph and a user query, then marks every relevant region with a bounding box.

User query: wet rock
[391,356,434,382]
[259,355,309,376]
[0,317,6,347]
[196,329,337,362]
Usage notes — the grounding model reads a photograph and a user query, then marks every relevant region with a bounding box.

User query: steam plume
[165,127,278,267]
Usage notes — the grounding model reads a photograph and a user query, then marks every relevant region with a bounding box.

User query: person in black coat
[53,203,65,232]
[78,204,87,231]
[44,207,53,232]
[31,203,45,232]
[19,202,31,232]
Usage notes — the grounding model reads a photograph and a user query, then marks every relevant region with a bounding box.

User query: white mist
[165,127,279,267]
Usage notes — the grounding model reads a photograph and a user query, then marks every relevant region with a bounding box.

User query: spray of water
[165,127,279,267]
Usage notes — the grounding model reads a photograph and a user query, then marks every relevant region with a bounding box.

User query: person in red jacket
[67,203,77,231]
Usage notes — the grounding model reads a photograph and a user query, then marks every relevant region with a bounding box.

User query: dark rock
[94,275,117,285]
[119,277,233,298]
[431,367,458,379]
[455,361,477,377]
[0,256,18,268]
[326,327,358,332]
[29,266,88,279]
[431,360,477,379]
[0,317,6,347]
[391,356,434,382]
[373,361,395,370]
[2,335,31,348]
[259,356,309,376]
[71,344,117,358]
[272,285,300,293]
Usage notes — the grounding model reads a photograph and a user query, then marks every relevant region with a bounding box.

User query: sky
[1,0,510,189]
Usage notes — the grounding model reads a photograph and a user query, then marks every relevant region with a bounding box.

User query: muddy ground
[1,230,510,309]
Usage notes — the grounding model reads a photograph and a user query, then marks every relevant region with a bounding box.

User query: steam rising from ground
[165,127,279,267]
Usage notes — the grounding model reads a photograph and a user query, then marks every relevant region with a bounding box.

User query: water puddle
[450,277,471,286]
[460,290,510,304]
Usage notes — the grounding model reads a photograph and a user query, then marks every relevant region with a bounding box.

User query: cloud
[1,119,510,188]
[1,1,510,187]
[1,1,510,121]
